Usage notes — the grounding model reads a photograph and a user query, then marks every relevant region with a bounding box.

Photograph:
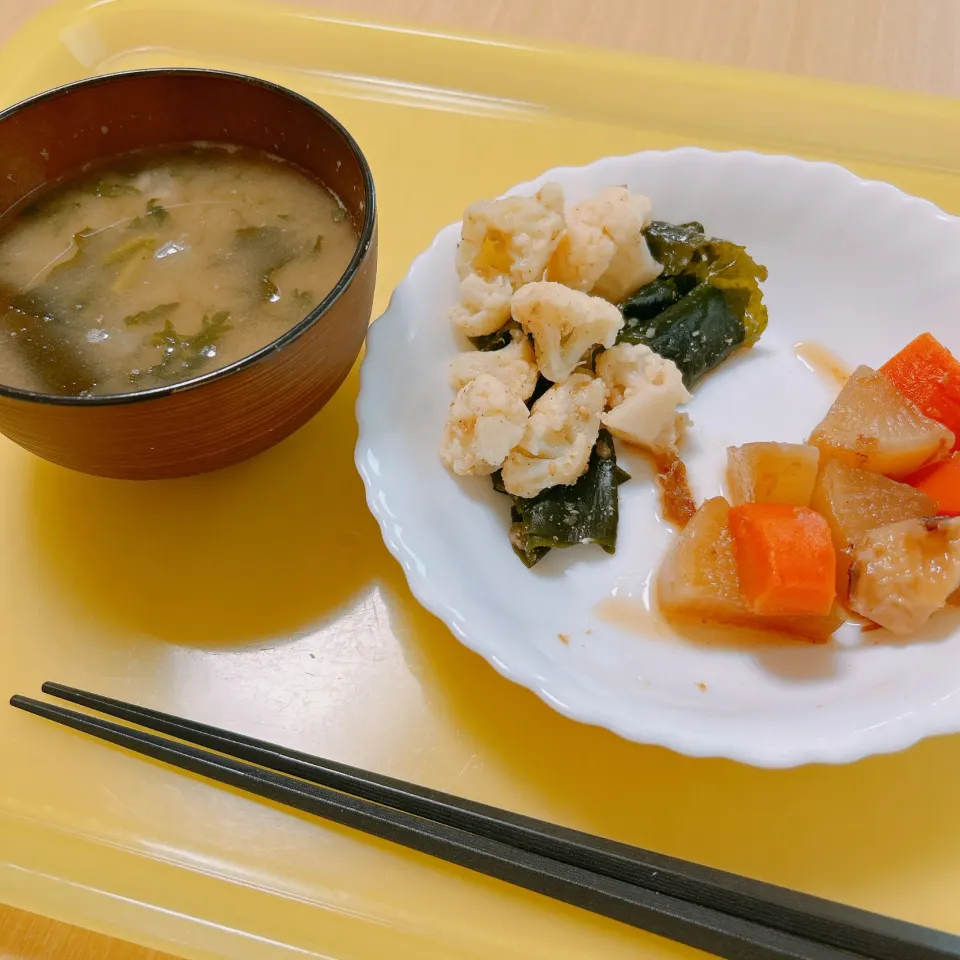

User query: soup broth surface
[0,144,357,396]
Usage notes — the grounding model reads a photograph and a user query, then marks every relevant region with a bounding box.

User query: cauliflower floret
[455,184,565,289]
[449,335,539,402]
[449,273,513,337]
[440,374,529,476]
[535,182,565,217]
[596,343,691,453]
[547,186,662,301]
[501,373,607,498]
[511,281,623,384]
[547,216,616,293]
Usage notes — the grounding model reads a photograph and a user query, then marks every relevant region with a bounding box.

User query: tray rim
[4,0,957,106]
[1,0,959,176]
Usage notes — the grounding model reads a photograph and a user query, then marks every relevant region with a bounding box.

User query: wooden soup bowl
[0,69,377,479]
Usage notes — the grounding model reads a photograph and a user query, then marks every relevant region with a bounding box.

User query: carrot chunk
[880,333,960,447]
[906,453,960,516]
[729,503,837,617]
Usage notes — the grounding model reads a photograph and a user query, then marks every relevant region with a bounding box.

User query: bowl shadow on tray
[27,365,381,647]
[379,573,960,923]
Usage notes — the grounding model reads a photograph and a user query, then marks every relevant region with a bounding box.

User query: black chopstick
[32,682,958,960]
[5,688,952,960]
[11,693,834,960]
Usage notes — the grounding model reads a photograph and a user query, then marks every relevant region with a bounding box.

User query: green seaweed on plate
[493,430,630,567]
[642,220,769,347]
[684,238,768,346]
[642,220,706,275]
[618,282,744,388]
[470,321,522,352]
[617,277,681,344]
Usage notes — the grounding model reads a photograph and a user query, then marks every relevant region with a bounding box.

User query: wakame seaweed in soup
[0,145,357,396]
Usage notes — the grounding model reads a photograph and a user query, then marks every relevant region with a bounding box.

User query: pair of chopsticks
[10,684,959,960]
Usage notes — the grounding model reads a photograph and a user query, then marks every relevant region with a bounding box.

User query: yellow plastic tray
[2,2,960,957]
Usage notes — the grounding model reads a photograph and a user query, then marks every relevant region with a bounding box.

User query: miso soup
[0,145,358,396]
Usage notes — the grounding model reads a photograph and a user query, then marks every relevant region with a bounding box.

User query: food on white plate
[808,364,954,479]
[596,343,691,454]
[657,497,842,642]
[848,516,960,635]
[728,502,836,618]
[448,333,538,401]
[439,374,529,476]
[450,273,514,337]
[658,331,960,641]
[629,219,769,362]
[727,442,820,507]
[546,185,661,300]
[440,175,960,642]
[810,459,937,597]
[879,332,960,446]
[654,453,698,528]
[811,458,938,549]
[500,372,607,499]
[511,281,622,384]
[455,184,564,289]
[494,428,628,568]
[440,184,770,566]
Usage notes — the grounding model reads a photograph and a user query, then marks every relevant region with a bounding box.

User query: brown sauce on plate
[794,341,851,389]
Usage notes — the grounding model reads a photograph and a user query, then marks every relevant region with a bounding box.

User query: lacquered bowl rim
[0,67,377,408]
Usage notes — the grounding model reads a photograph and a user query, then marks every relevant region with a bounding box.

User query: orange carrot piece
[729,504,837,617]
[906,453,960,515]
[880,333,960,448]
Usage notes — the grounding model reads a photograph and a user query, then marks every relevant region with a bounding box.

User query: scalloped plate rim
[355,147,960,768]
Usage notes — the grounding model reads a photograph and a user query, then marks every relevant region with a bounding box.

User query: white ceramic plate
[355,148,960,767]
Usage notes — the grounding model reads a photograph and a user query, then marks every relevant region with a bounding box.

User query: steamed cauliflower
[449,334,539,402]
[596,343,690,453]
[547,216,616,294]
[511,281,623,384]
[449,273,513,338]
[440,375,530,476]
[547,186,662,301]
[455,184,565,290]
[500,373,607,499]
